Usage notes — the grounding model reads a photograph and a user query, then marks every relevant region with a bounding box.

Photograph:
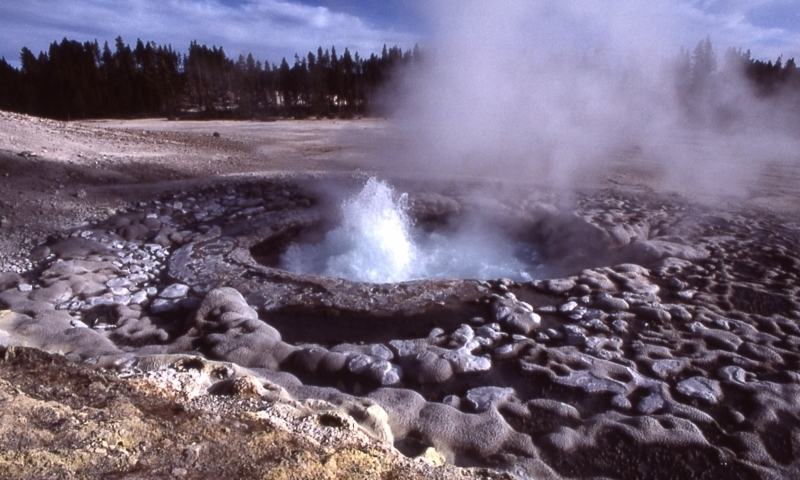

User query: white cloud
[0,0,797,67]
[0,0,417,65]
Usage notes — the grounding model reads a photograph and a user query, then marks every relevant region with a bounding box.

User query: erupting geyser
[283,177,416,282]
[281,177,538,283]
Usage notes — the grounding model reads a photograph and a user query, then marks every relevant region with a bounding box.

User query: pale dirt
[2,112,796,273]
[0,345,504,480]
[0,110,798,479]
[0,112,391,272]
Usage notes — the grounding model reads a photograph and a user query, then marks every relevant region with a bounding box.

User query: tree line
[0,36,797,122]
[0,37,417,120]
[675,37,800,127]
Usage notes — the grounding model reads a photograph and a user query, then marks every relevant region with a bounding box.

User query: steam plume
[386,1,800,198]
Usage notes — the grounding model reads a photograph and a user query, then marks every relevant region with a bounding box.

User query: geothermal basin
[1,173,799,479]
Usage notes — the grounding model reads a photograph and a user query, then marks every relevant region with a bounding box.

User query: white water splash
[282,178,536,283]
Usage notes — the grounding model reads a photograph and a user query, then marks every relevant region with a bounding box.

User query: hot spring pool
[279,178,540,283]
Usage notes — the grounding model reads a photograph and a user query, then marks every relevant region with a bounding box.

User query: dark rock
[0,272,23,291]
[159,283,189,299]
[403,351,453,384]
[545,278,576,294]
[594,293,629,312]
[464,386,515,412]
[676,377,722,404]
[491,297,541,335]
[634,306,672,323]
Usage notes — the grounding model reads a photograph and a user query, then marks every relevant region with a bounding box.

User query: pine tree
[0,36,421,119]
[691,36,716,88]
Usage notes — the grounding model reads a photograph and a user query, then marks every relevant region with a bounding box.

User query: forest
[0,37,416,119]
[0,36,797,121]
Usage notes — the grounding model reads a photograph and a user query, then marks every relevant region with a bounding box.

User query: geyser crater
[277,177,540,283]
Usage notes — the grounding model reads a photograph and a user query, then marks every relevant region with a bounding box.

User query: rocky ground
[1,110,799,479]
[0,345,499,479]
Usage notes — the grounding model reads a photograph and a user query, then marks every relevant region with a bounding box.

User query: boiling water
[281,178,537,283]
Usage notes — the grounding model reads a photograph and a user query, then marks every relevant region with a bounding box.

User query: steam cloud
[386,1,800,199]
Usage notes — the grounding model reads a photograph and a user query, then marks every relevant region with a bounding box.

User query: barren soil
[0,345,499,479]
[0,112,395,272]
[2,111,797,272]
[1,110,799,479]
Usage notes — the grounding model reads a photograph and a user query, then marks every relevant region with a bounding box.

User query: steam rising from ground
[286,3,799,282]
[385,1,800,198]
[282,178,536,282]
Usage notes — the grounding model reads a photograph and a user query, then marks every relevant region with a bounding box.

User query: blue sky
[0,0,797,66]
